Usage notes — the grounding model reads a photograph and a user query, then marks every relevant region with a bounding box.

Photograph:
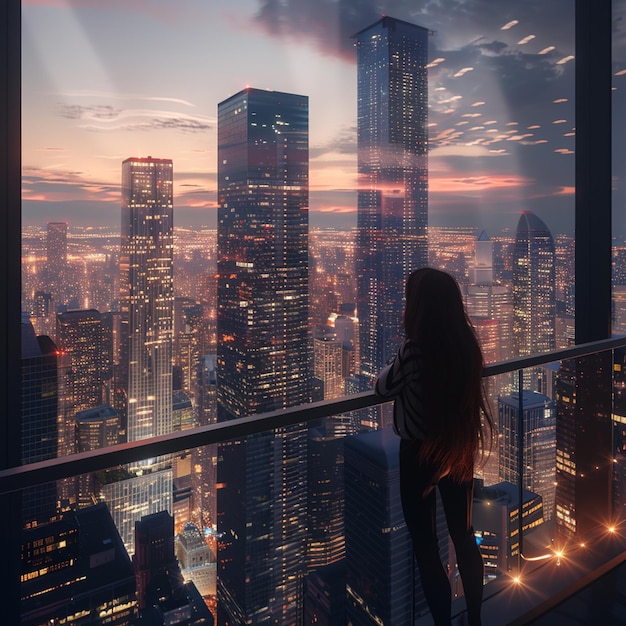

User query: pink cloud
[429,173,532,193]
[178,199,218,209]
[556,186,575,195]
[314,204,356,214]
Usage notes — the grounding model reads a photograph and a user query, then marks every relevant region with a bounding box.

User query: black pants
[399,438,483,626]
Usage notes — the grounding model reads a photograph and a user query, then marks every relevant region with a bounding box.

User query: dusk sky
[21,0,626,235]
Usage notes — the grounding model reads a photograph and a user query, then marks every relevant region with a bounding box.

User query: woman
[375,267,493,626]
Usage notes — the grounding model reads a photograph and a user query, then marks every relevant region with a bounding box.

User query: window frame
[0,1,614,623]
[1,2,23,622]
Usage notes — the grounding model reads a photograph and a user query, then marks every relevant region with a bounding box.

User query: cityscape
[20,212,626,625]
[14,2,626,626]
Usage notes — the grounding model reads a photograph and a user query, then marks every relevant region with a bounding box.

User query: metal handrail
[2,335,626,496]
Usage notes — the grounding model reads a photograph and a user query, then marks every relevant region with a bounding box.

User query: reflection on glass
[21,0,626,623]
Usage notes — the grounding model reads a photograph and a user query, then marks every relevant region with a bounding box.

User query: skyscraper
[21,315,58,527]
[56,310,108,462]
[498,391,556,520]
[121,157,174,448]
[21,504,138,625]
[314,326,344,400]
[344,429,423,624]
[57,310,106,381]
[472,481,544,577]
[134,511,214,624]
[173,299,203,395]
[307,429,346,571]
[175,521,216,598]
[555,351,613,543]
[461,231,513,354]
[512,212,556,393]
[353,16,429,386]
[216,88,311,625]
[32,290,55,338]
[554,234,575,347]
[463,230,513,362]
[107,157,174,554]
[554,358,577,538]
[191,355,217,535]
[463,231,514,485]
[134,510,178,611]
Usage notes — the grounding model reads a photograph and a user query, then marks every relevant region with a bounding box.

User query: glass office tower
[121,157,174,448]
[21,316,58,527]
[344,429,420,624]
[498,391,556,520]
[513,211,556,393]
[56,309,110,507]
[56,310,108,454]
[109,157,175,554]
[353,16,429,383]
[216,88,312,625]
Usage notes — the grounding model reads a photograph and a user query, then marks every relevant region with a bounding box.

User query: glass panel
[478,348,623,623]
[493,349,621,568]
[14,340,626,624]
[17,0,595,623]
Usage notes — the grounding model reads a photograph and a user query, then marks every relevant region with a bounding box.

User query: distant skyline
[22,0,626,235]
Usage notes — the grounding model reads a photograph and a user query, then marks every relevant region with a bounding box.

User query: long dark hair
[404,267,493,482]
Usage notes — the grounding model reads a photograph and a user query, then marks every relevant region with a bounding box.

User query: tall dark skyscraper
[21,504,138,625]
[498,391,556,520]
[307,429,345,570]
[133,511,177,611]
[56,309,110,507]
[555,352,613,543]
[56,310,108,453]
[103,157,174,555]
[513,211,556,393]
[216,88,312,625]
[354,16,429,384]
[344,429,423,624]
[21,315,58,527]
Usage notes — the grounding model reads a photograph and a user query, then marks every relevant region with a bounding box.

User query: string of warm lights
[507,519,623,585]
[502,443,625,587]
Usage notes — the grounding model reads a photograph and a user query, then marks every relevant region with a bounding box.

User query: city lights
[10,1,626,625]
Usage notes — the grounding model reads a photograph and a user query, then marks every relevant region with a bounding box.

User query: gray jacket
[375,339,426,440]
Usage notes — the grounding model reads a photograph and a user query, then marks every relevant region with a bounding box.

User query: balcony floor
[484,542,625,626]
[416,524,626,625]
[529,558,626,625]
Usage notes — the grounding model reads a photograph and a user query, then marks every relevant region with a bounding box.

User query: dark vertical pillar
[0,0,23,624]
[575,0,612,343]
[573,0,613,537]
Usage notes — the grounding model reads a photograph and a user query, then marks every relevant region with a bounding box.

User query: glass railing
[474,341,626,626]
[4,336,626,625]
